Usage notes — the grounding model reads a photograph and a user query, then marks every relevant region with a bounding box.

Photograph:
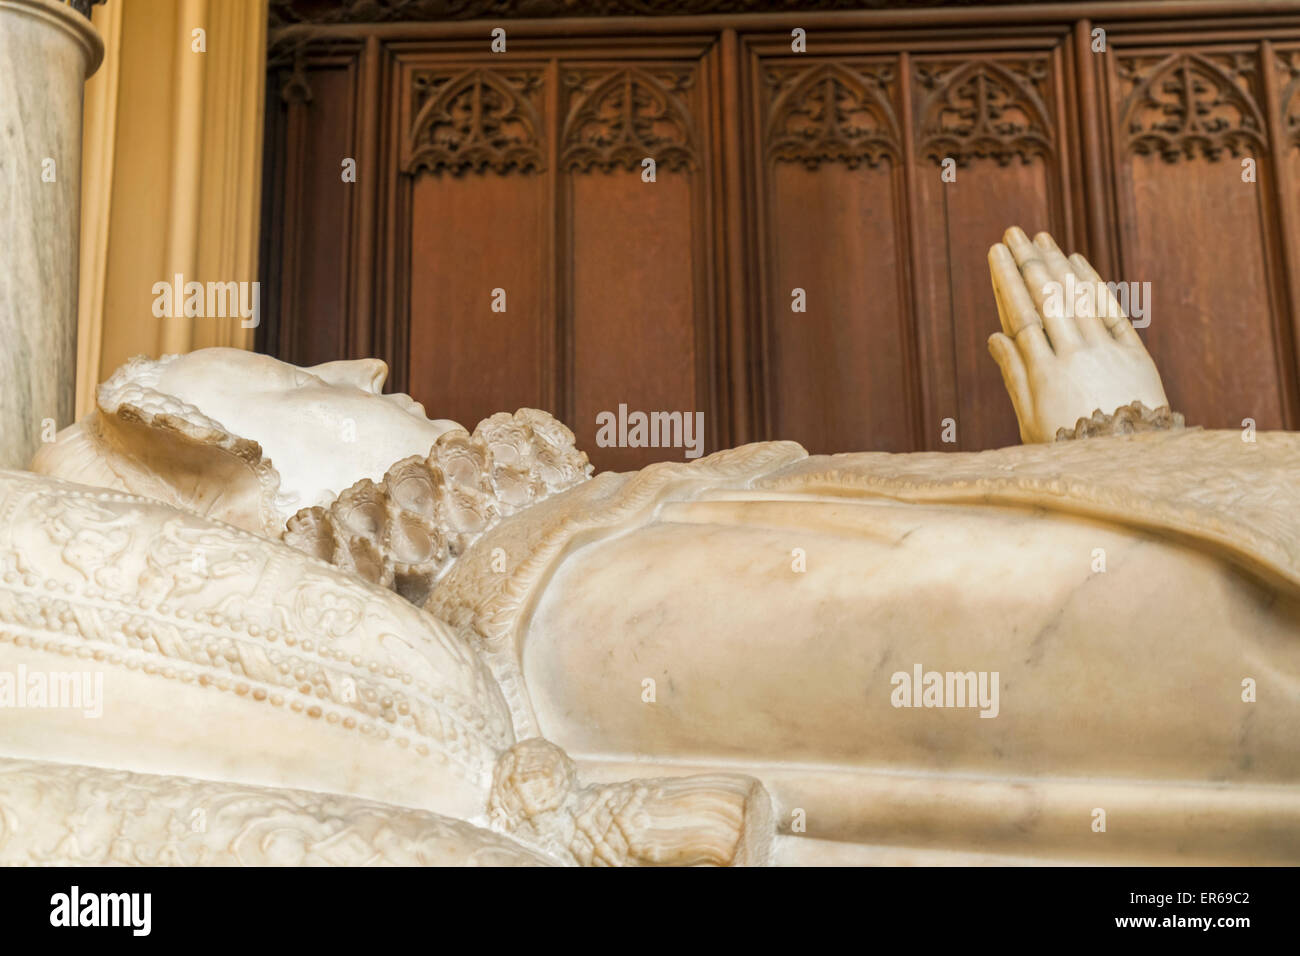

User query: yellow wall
[77,0,267,417]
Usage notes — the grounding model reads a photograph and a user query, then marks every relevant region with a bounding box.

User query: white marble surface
[523,495,1300,863]
[12,217,1300,863]
[0,0,102,468]
[0,755,553,866]
[0,467,515,822]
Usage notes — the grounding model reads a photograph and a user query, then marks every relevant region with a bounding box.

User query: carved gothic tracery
[405,68,545,176]
[1274,49,1300,149]
[560,67,698,172]
[765,62,902,169]
[915,59,1054,166]
[1118,52,1266,162]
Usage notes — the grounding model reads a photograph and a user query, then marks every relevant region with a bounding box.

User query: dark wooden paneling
[561,61,713,472]
[1122,156,1286,429]
[928,162,1053,451]
[766,161,914,454]
[407,174,549,427]
[267,61,359,368]
[1107,46,1296,431]
[756,57,917,454]
[259,7,1300,471]
[570,171,701,471]
[907,51,1068,452]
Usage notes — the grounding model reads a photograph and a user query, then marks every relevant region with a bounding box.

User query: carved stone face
[147,349,462,513]
[30,348,470,535]
[34,347,592,544]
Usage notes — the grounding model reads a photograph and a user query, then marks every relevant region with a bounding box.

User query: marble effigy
[0,0,103,469]
[7,229,1299,865]
[0,756,555,866]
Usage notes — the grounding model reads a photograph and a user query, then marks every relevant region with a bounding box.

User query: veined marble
[0,0,102,468]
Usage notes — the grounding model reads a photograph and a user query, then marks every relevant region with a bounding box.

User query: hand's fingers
[1067,252,1144,349]
[988,242,1054,365]
[1004,227,1084,353]
[988,332,1033,440]
[994,280,1014,338]
[1032,232,1109,345]
[1014,320,1054,367]
[988,242,1043,337]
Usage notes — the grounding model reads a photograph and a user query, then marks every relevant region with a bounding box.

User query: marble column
[0,0,102,468]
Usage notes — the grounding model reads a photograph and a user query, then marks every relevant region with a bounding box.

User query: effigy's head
[31,349,595,575]
[31,348,463,536]
[146,348,462,513]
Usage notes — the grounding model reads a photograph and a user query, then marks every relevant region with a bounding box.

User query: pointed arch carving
[1118,52,1266,162]
[560,66,698,173]
[914,58,1054,166]
[404,68,545,176]
[764,61,902,169]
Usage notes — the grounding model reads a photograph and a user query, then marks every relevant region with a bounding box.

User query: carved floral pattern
[764,62,902,169]
[1117,52,1266,162]
[405,68,545,175]
[914,58,1054,166]
[560,67,698,172]
[0,474,515,782]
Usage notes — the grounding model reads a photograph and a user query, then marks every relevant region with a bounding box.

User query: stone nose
[307,358,389,394]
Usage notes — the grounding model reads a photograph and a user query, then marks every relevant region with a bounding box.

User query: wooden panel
[395,60,553,430]
[766,161,913,453]
[755,58,916,454]
[272,63,357,368]
[1109,48,1293,431]
[407,174,549,428]
[561,61,710,472]
[569,171,699,472]
[1122,156,1286,429]
[915,160,1053,451]
[257,11,1300,474]
[1274,42,1300,415]
[909,52,1067,452]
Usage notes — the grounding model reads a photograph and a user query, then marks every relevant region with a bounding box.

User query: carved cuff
[1054,401,1186,442]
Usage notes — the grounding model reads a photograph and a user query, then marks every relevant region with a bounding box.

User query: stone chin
[30,348,463,537]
